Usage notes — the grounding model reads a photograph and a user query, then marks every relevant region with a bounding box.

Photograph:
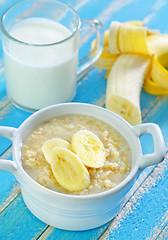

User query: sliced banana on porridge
[50,147,90,192]
[22,115,131,195]
[72,130,106,168]
[42,138,71,164]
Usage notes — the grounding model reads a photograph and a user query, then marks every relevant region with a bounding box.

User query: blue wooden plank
[0,71,31,155]
[0,170,17,207]
[77,0,117,20]
[0,194,47,240]
[97,0,161,29]
[43,224,111,240]
[157,225,168,240]
[0,104,31,155]
[0,71,6,97]
[101,155,168,240]
[73,68,106,103]
[145,0,168,33]
[141,96,168,145]
[0,151,20,211]
[140,90,161,119]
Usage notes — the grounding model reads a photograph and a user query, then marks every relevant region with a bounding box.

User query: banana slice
[42,138,71,164]
[50,147,90,192]
[71,130,106,168]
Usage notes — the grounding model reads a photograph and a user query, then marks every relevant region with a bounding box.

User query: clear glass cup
[1,0,104,111]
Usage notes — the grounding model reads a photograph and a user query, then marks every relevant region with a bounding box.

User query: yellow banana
[42,138,71,164]
[150,54,168,89]
[91,18,168,116]
[147,35,168,90]
[50,147,90,192]
[71,130,106,168]
[106,54,151,125]
[144,76,168,95]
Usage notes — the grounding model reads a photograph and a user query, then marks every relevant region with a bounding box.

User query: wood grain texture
[99,154,168,240]
[0,195,47,240]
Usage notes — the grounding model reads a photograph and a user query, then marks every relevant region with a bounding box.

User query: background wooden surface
[0,0,168,239]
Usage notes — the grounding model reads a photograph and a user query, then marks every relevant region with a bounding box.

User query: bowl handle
[133,123,166,169]
[0,126,17,174]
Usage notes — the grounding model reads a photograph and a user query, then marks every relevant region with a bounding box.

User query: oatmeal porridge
[21,115,131,195]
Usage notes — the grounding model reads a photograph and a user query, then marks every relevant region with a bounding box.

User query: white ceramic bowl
[0,103,166,231]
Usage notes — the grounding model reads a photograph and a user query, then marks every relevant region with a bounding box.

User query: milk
[3,18,79,110]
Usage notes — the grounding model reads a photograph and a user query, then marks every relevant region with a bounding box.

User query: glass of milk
[1,0,104,111]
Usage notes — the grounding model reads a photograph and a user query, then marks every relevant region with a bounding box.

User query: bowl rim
[13,102,141,200]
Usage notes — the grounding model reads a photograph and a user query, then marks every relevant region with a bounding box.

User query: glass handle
[77,19,104,79]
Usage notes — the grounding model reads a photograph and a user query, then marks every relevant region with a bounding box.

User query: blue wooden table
[0,0,168,239]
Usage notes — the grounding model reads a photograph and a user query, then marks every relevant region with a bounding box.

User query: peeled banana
[72,130,106,168]
[50,147,90,192]
[90,19,168,125]
[106,54,151,125]
[42,138,71,164]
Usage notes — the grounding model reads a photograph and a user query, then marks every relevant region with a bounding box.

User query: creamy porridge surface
[21,115,131,195]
